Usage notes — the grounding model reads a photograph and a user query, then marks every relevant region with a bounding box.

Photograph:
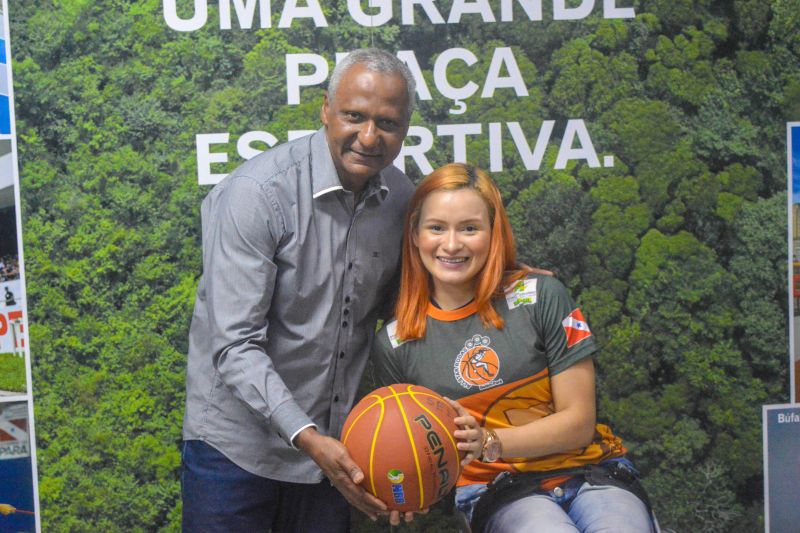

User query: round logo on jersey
[454,334,501,388]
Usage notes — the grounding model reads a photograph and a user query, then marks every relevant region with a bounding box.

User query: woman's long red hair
[394,163,529,341]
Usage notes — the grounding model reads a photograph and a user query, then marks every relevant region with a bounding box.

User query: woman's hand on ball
[445,397,483,465]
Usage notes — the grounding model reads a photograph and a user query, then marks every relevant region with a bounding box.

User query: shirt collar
[311,127,391,202]
[426,300,479,322]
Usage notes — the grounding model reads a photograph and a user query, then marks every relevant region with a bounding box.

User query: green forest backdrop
[8,0,800,531]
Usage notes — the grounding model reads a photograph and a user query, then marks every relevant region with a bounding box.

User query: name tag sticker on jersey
[505,278,538,310]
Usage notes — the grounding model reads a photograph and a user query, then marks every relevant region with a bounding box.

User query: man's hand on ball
[294,427,389,520]
[389,507,429,526]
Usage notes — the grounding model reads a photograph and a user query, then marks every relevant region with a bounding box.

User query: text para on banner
[163,0,635,32]
[0,403,30,460]
[195,120,614,185]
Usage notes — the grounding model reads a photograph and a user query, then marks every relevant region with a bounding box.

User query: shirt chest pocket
[351,211,403,294]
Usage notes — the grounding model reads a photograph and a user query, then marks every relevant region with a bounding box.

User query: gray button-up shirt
[183,128,414,483]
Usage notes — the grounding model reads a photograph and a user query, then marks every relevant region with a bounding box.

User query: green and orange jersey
[372,274,626,487]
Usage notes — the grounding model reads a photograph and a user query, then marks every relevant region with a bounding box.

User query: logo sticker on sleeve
[562,308,592,348]
[505,278,537,309]
[454,334,503,390]
[386,320,405,348]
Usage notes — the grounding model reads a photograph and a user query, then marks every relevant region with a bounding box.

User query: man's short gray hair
[328,48,416,119]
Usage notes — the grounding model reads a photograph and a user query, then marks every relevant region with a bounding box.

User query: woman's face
[413,188,492,306]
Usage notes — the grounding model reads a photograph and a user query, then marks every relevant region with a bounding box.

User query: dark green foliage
[9,1,796,531]
[508,170,595,282]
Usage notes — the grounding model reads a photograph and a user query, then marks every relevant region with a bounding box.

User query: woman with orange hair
[372,163,654,532]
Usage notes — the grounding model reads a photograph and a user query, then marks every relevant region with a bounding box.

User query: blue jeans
[181,440,350,533]
[455,459,654,533]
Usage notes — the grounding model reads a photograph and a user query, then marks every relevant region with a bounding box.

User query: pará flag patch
[562,309,592,348]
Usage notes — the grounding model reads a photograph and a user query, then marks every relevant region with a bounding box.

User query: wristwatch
[480,428,502,463]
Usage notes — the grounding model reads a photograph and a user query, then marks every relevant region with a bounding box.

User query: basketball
[341,383,462,512]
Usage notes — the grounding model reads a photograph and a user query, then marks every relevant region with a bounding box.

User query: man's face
[321,64,410,192]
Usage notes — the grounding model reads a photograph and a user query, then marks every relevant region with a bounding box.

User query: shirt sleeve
[371,325,408,387]
[201,175,315,444]
[534,276,597,377]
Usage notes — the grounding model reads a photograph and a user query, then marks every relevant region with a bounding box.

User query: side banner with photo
[763,404,800,533]
[790,122,800,403]
[0,402,36,532]
[0,1,39,532]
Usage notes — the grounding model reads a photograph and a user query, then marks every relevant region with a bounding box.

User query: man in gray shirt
[181,48,416,532]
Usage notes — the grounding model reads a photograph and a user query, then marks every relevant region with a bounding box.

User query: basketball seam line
[407,386,462,484]
[389,384,425,510]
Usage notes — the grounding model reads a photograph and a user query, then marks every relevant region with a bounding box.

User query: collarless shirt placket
[328,186,377,435]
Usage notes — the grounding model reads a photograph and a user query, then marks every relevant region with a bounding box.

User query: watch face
[484,441,501,462]
[481,431,502,462]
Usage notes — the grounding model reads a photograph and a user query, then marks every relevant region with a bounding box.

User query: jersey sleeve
[371,322,409,386]
[533,276,597,376]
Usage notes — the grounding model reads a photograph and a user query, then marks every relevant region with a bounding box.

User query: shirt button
[348,262,353,270]
[553,486,564,497]
[342,321,348,328]
[334,395,339,402]
[339,352,345,359]
[345,296,351,303]
[343,309,349,315]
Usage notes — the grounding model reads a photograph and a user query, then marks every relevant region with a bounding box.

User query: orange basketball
[341,383,462,512]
